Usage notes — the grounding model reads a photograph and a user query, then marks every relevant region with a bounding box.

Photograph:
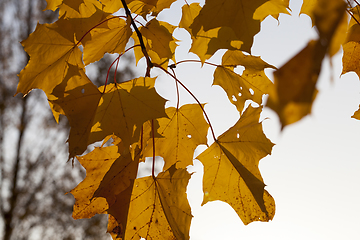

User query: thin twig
[121,0,153,77]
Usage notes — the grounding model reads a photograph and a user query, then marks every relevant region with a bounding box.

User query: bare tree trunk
[2,1,32,239]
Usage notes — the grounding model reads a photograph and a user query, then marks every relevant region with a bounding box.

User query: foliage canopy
[17,0,360,239]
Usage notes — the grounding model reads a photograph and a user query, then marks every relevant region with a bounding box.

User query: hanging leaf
[197,106,275,225]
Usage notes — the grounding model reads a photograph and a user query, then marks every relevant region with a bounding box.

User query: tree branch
[121,0,153,77]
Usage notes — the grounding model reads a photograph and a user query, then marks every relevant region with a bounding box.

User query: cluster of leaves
[16,0,360,239]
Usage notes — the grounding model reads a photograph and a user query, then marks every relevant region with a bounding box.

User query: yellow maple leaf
[342,6,360,77]
[45,0,103,18]
[143,104,209,170]
[127,0,177,18]
[268,0,346,128]
[189,0,268,53]
[82,16,132,65]
[132,19,177,68]
[50,65,102,156]
[197,106,275,225]
[179,3,243,63]
[352,105,360,120]
[89,78,167,151]
[17,18,81,98]
[71,136,140,220]
[214,50,274,114]
[254,0,291,21]
[52,78,166,158]
[107,165,192,240]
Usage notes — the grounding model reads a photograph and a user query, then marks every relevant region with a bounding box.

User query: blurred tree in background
[0,0,135,239]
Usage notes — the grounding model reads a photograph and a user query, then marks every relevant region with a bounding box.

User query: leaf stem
[154,63,217,142]
[151,119,156,178]
[121,0,153,77]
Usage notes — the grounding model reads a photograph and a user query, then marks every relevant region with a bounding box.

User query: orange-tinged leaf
[17,18,81,97]
[180,3,243,63]
[254,0,290,21]
[300,0,317,23]
[189,0,268,53]
[352,105,360,120]
[83,16,132,65]
[133,19,177,67]
[197,106,275,225]
[107,166,192,240]
[143,104,209,170]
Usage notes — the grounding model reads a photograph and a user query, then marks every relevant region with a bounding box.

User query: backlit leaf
[133,19,177,67]
[107,166,192,240]
[214,50,274,114]
[143,104,209,170]
[83,16,132,65]
[197,106,275,225]
[190,0,268,53]
[17,18,81,97]
[254,0,290,21]
[352,105,360,120]
[268,0,346,128]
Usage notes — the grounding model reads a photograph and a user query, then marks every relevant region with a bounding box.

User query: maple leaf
[352,105,360,120]
[197,106,275,225]
[189,0,268,53]
[342,6,360,78]
[127,0,177,18]
[267,0,346,128]
[107,165,192,240]
[71,136,139,219]
[82,16,133,65]
[45,0,103,18]
[142,104,209,170]
[50,64,101,156]
[214,50,275,114]
[132,19,177,68]
[53,77,167,158]
[179,3,243,63]
[17,18,81,98]
[254,0,291,21]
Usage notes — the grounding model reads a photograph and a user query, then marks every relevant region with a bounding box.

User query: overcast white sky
[148,0,360,239]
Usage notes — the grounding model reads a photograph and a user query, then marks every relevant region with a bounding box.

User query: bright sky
[146,0,360,239]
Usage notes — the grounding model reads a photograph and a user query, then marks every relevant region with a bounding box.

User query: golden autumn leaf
[127,0,177,18]
[133,19,177,67]
[342,6,360,78]
[89,79,167,152]
[267,0,346,128]
[189,0,268,53]
[197,106,275,225]
[82,16,132,65]
[254,0,291,21]
[143,104,209,170]
[214,50,274,114]
[17,18,81,97]
[50,65,101,156]
[352,105,360,120]
[107,165,192,240]
[53,78,167,158]
[71,136,138,220]
[45,0,103,19]
[179,3,242,63]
